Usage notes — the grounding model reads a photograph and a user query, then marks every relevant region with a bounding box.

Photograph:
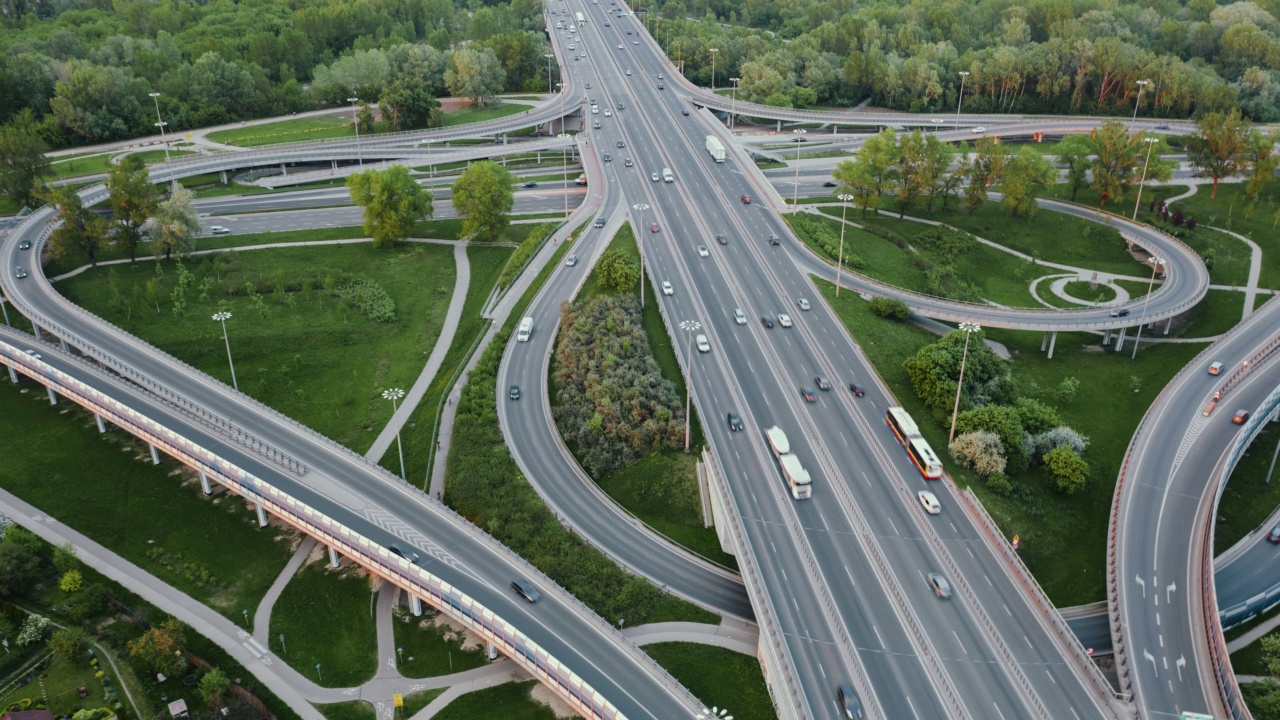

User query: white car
[209,225,231,235]
[625,69,632,76]
[618,44,624,49]
[568,44,576,50]
[591,105,599,114]
[797,297,811,311]
[661,281,674,296]
[696,334,711,353]
[734,308,747,325]
[697,245,709,257]
[778,313,793,328]
[565,255,579,267]
[650,172,660,182]
[604,109,612,117]
[972,126,986,133]
[918,491,941,515]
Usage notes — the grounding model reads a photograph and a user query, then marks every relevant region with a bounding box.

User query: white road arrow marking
[1176,656,1186,681]
[1167,582,1177,603]
[1136,575,1147,598]
[1144,650,1158,677]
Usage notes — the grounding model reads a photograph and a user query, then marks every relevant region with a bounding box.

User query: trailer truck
[705,135,726,163]
[765,426,811,499]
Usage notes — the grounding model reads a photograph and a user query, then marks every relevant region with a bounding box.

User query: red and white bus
[885,407,943,479]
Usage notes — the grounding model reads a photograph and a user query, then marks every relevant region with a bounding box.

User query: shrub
[869,296,910,320]
[337,278,397,322]
[498,222,557,289]
[47,627,91,664]
[1013,397,1060,435]
[985,472,1012,495]
[948,431,1007,476]
[1056,376,1080,403]
[1023,426,1090,461]
[597,248,640,293]
[59,569,83,593]
[956,404,1027,472]
[787,213,866,268]
[1043,445,1089,494]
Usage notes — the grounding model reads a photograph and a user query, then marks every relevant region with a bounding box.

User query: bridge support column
[199,470,211,495]
[94,413,105,433]
[410,595,423,616]
[487,642,498,661]
[59,338,68,353]
[255,503,268,527]
[1047,331,1058,359]
[329,546,341,568]
[1040,332,1048,352]
[148,443,160,465]
[280,163,287,176]
[1164,318,1172,335]
[46,386,57,404]
[1115,326,1128,351]
[1103,327,1112,344]
[331,161,338,172]
[7,366,17,384]
[33,324,42,340]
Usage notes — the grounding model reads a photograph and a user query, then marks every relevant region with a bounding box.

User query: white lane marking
[873,625,885,649]
[861,471,871,487]
[953,631,967,655]
[844,565,857,588]
[992,703,1007,720]
[905,697,922,720]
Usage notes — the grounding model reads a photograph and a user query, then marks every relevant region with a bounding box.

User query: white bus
[575,11,584,26]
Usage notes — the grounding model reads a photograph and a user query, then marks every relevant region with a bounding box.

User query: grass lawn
[317,701,376,720]
[1061,280,1116,304]
[1167,289,1246,339]
[0,656,110,717]
[269,560,377,687]
[402,688,448,715]
[0,380,295,620]
[1231,633,1272,676]
[439,102,531,127]
[1144,180,1280,287]
[126,148,196,165]
[47,153,114,179]
[391,608,489,678]
[409,219,465,240]
[645,643,775,720]
[1215,423,1280,556]
[820,282,1205,605]
[59,241,453,453]
[206,115,393,147]
[431,681,557,720]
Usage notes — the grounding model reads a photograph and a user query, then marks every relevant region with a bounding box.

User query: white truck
[705,135,726,163]
[765,426,811,499]
[662,167,674,183]
[516,316,533,342]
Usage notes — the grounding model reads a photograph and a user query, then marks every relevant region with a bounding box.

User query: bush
[956,404,1027,472]
[1043,445,1089,494]
[787,213,866,268]
[498,222,557,289]
[597,248,640,293]
[1023,426,1090,461]
[948,431,1007,476]
[47,627,91,664]
[903,329,1013,416]
[985,472,1013,496]
[869,296,910,320]
[1013,397,1060,435]
[337,278,397,322]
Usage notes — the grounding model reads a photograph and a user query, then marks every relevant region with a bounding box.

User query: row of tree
[644,0,1280,119]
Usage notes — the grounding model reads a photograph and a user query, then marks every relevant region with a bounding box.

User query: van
[516,317,533,342]
[662,167,673,183]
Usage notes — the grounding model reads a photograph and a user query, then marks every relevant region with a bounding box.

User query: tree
[948,431,1007,476]
[346,165,434,248]
[1013,397,1060,435]
[902,329,1012,415]
[957,404,1028,472]
[1001,147,1057,218]
[356,103,375,135]
[59,569,84,593]
[39,184,107,267]
[1187,109,1251,199]
[16,614,51,647]
[0,531,42,598]
[919,135,954,213]
[869,297,910,320]
[962,137,1009,213]
[52,542,80,573]
[444,47,506,105]
[832,128,897,218]
[1262,634,1280,677]
[379,76,440,131]
[107,154,156,262]
[1244,129,1280,200]
[451,161,515,241]
[1055,135,1093,202]
[128,617,187,678]
[0,109,51,210]
[149,185,200,260]
[1088,121,1152,208]
[49,61,145,143]
[893,130,930,217]
[598,248,639,292]
[200,667,231,707]
[1043,445,1089,494]
[48,627,91,664]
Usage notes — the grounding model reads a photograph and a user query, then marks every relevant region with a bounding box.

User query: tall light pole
[955,71,970,129]
[791,128,807,214]
[632,203,649,309]
[381,388,407,480]
[708,48,719,91]
[212,311,238,392]
[544,53,555,95]
[1133,79,1151,122]
[948,322,982,443]
[836,193,853,297]
[148,92,175,190]
[729,77,741,128]
[348,97,363,167]
[1132,136,1160,220]
[1131,256,1166,360]
[696,707,733,720]
[679,320,702,453]
[930,118,943,133]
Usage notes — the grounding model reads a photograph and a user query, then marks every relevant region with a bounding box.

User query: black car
[849,383,866,397]
[512,579,542,603]
[388,544,421,564]
[727,412,744,431]
[823,181,838,187]
[760,316,774,328]
[509,385,521,400]
[602,154,612,162]
[815,376,832,391]
[18,240,30,250]
[837,682,867,719]
[617,140,625,148]
[524,180,538,188]
[594,217,606,228]
[617,102,625,110]
[768,234,780,246]
[681,108,690,116]
[1110,308,1130,318]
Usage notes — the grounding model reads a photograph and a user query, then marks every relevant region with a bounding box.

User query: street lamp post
[955,71,970,130]
[1133,79,1151,122]
[791,128,807,214]
[1131,256,1166,360]
[836,193,853,296]
[147,92,173,167]
[948,322,982,443]
[679,320,702,453]
[382,388,407,480]
[696,707,733,720]
[1132,136,1160,220]
[709,48,719,91]
[545,53,555,95]
[632,203,649,309]
[212,311,238,391]
[348,97,364,167]
[729,77,741,128]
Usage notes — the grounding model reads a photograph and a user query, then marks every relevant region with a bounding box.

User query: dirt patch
[428,613,485,651]
[439,97,476,113]
[529,682,581,718]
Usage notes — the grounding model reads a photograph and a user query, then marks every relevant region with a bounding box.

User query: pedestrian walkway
[253,537,316,645]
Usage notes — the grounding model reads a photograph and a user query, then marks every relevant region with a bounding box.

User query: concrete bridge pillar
[7,366,18,384]
[1115,326,1128,351]
[219,170,228,184]
[59,338,68,353]
[199,469,211,495]
[331,161,338,172]
[46,386,56,405]
[255,503,268,527]
[776,119,782,132]
[410,595,423,616]
[94,413,105,433]
[1040,332,1049,352]
[1164,318,1172,335]
[329,546,341,568]
[148,443,160,465]
[33,325,42,341]
[1103,328,1112,344]
[280,163,287,176]
[1047,332,1058,359]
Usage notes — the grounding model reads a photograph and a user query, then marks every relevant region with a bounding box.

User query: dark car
[837,683,867,719]
[524,180,538,188]
[682,108,690,116]
[815,376,832,391]
[657,83,664,89]
[823,181,838,187]
[849,383,866,397]
[727,412,744,431]
[512,579,542,603]
[617,102,625,110]
[602,153,612,162]
[594,217,606,228]
[388,544,421,564]
[801,387,817,403]
[716,234,728,245]
[509,385,522,400]
[768,234,780,246]
[18,240,30,250]
[1110,308,1130,318]
[1267,527,1280,544]
[617,140,625,148]
[14,266,28,279]
[760,316,774,328]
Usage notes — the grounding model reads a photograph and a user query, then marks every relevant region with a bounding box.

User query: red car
[849,383,866,397]
[716,234,728,245]
[740,195,751,204]
[1233,409,1250,425]
[650,223,659,233]
[801,387,817,403]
